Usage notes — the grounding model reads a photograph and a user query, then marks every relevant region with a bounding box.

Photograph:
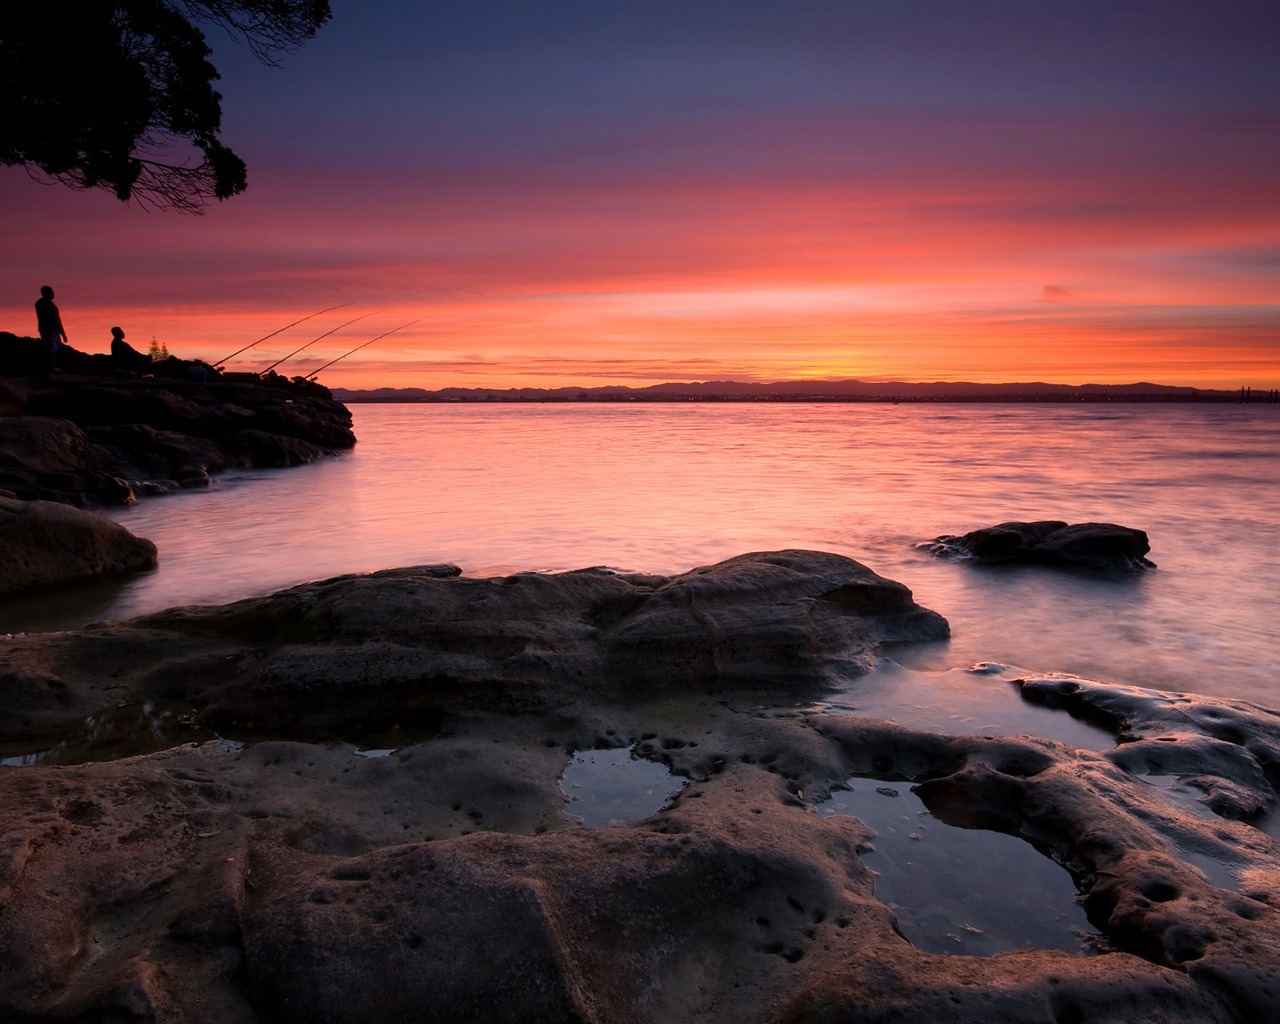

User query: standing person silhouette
[35,285,67,371]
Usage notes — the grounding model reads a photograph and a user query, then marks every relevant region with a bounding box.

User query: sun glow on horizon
[3,5,1278,394]
[35,276,1278,392]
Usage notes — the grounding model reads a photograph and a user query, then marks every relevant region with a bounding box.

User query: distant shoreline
[332,379,1276,405]
[337,395,1256,404]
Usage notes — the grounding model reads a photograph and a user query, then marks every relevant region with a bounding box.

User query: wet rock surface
[0,496,157,600]
[927,520,1156,572]
[1,551,1277,1022]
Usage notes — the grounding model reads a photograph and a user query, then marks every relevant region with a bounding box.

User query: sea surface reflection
[4,402,1277,706]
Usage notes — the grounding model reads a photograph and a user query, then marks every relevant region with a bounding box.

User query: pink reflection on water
[4,403,1278,706]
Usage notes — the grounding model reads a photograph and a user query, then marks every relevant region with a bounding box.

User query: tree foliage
[0,1,330,213]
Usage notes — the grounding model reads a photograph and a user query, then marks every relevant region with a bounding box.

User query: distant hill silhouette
[331,379,1248,404]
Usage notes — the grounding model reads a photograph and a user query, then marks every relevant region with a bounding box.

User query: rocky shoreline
[3,360,1276,1021]
[2,549,1278,1022]
[0,356,354,599]
[0,367,355,507]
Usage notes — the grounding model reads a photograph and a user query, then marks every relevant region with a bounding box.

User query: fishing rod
[214,302,353,365]
[307,319,422,379]
[258,309,382,376]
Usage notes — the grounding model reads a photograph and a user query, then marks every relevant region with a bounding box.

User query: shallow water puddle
[0,699,213,766]
[813,661,1115,751]
[815,780,1098,955]
[1136,772,1220,817]
[560,746,687,826]
[1134,775,1246,889]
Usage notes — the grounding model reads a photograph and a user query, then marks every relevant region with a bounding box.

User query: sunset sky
[3,0,1278,390]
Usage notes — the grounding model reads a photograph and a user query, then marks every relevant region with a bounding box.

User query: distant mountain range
[331,379,1265,404]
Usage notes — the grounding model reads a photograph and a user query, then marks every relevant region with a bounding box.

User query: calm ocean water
[6,402,1279,713]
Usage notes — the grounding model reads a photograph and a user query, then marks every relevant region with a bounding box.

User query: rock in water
[0,550,948,740]
[927,520,1155,571]
[0,496,157,599]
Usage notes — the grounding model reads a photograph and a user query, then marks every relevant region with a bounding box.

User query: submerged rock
[1018,673,1280,823]
[927,520,1155,572]
[0,496,157,599]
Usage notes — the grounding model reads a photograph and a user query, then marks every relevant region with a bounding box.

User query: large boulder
[0,550,948,743]
[927,520,1155,572]
[0,496,157,599]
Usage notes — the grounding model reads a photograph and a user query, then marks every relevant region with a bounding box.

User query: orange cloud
[3,110,1278,393]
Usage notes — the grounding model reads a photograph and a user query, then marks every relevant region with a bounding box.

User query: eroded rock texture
[1,552,1276,1023]
[927,521,1155,572]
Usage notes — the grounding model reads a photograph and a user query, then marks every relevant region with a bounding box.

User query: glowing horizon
[2,2,1277,391]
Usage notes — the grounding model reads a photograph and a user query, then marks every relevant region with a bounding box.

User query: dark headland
[0,332,354,598]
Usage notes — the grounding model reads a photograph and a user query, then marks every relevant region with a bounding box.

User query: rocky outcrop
[0,362,352,598]
[0,588,1274,1018]
[0,496,157,599]
[0,742,1244,1024]
[0,362,354,506]
[0,551,948,743]
[926,520,1155,572]
[0,415,137,506]
[2,552,1277,1022]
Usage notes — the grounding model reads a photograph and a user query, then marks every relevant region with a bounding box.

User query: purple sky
[3,0,1278,388]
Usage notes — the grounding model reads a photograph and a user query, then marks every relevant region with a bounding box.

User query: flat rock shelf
[1,550,1278,1023]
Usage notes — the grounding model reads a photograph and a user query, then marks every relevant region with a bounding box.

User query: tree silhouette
[0,1,330,213]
